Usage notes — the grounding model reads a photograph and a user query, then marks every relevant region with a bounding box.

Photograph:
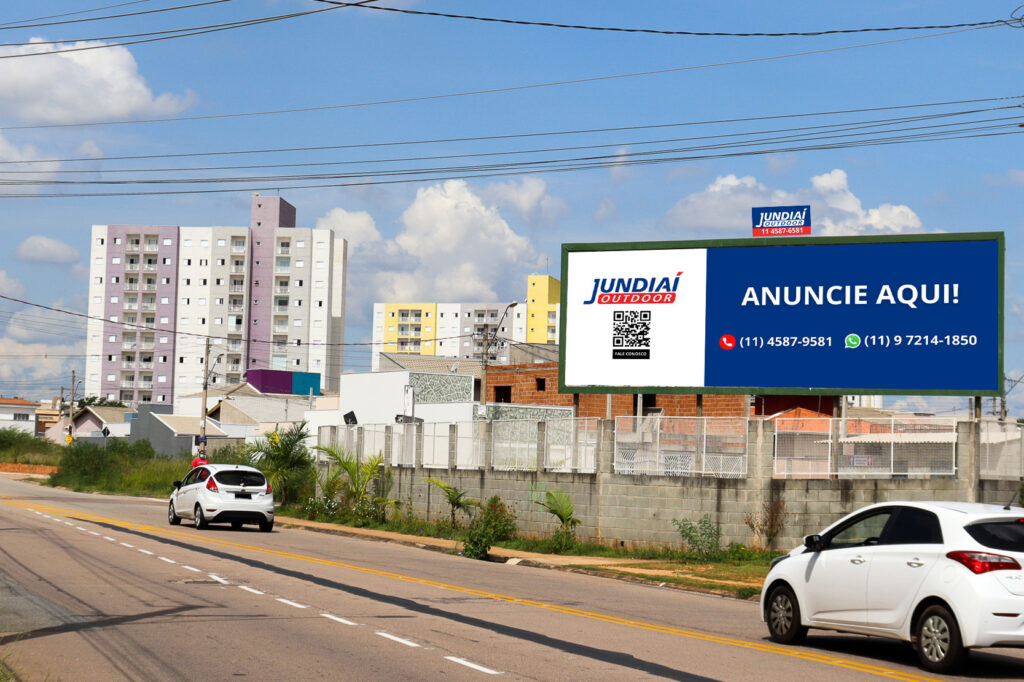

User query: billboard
[752,205,811,237]
[560,233,1003,396]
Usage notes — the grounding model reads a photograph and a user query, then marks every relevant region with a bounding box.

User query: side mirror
[803,534,823,552]
[172,481,181,489]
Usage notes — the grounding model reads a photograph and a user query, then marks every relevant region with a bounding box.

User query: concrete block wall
[349,417,1017,552]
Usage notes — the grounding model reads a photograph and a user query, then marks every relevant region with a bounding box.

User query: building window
[13,413,29,421]
[536,378,546,391]
[494,386,512,403]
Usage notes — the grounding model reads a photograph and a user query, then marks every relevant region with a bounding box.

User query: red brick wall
[485,363,749,417]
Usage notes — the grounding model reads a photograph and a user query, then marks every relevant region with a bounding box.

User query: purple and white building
[85,194,348,406]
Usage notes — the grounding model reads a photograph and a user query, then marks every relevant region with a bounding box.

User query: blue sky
[0,0,1021,414]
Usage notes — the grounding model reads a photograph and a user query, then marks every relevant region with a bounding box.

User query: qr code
[612,310,651,348]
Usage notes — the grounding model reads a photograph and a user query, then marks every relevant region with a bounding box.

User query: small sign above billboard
[752,205,811,237]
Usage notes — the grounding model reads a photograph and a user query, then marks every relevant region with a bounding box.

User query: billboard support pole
[696,394,704,475]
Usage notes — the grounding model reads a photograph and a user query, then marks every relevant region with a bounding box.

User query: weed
[672,514,722,559]
[744,499,789,550]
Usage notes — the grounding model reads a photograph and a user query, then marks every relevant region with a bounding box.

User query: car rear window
[214,470,266,487]
[965,519,1024,552]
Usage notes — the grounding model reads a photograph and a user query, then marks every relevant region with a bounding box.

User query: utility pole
[478,301,518,418]
[199,338,211,458]
[67,370,77,442]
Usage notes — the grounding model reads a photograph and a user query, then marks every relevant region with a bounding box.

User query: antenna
[1004,487,1020,511]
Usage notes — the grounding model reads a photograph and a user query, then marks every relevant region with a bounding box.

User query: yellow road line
[3,498,939,682]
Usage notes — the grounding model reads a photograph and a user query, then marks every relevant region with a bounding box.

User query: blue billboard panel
[561,234,1003,395]
[752,205,811,236]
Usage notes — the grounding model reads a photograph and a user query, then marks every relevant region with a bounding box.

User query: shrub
[672,514,722,559]
[425,478,480,528]
[538,490,580,553]
[744,499,789,550]
[0,428,63,465]
[461,496,518,560]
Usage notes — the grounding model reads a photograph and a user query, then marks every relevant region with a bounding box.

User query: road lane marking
[89,531,101,536]
[4,499,940,682]
[445,657,501,675]
[120,542,134,548]
[376,632,419,647]
[103,536,116,542]
[64,521,74,526]
[159,556,176,564]
[276,598,308,609]
[183,565,201,573]
[209,574,228,584]
[138,549,154,555]
[239,585,263,594]
[321,614,356,625]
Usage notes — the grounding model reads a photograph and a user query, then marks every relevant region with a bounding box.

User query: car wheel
[194,505,208,530]
[231,520,243,529]
[915,604,964,673]
[168,501,181,525]
[259,519,274,533]
[766,585,807,644]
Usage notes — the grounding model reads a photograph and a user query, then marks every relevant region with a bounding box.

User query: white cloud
[15,235,81,264]
[664,169,922,236]
[0,39,195,124]
[0,270,24,297]
[331,180,540,333]
[4,306,86,344]
[610,146,632,182]
[481,177,568,225]
[76,140,103,158]
[593,196,617,222]
[316,207,380,249]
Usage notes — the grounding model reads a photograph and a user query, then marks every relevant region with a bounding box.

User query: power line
[0,0,233,32]
[2,104,1017,177]
[3,94,1019,166]
[0,24,995,131]
[0,0,155,28]
[315,0,1017,37]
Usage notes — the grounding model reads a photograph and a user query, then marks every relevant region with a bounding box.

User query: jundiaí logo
[583,272,682,305]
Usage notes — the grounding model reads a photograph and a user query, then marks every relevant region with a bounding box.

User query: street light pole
[479,301,518,418]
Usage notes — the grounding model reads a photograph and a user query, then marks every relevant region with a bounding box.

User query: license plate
[235,492,251,499]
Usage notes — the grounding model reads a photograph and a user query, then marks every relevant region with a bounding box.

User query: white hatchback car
[169,464,275,532]
[762,500,1024,673]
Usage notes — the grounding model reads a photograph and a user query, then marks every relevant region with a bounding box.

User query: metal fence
[773,417,958,478]
[613,417,748,477]
[980,419,1024,480]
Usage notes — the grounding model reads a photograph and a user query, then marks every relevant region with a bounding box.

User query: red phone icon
[719,334,736,350]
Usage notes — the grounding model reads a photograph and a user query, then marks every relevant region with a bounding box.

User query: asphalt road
[2,476,1024,681]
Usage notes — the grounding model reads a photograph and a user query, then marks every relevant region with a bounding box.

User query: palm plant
[538,489,581,551]
[313,445,381,510]
[248,421,312,506]
[424,478,480,528]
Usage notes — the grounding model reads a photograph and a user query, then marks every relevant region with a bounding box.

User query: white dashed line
[375,632,419,648]
[182,566,201,573]
[120,542,134,548]
[276,598,308,609]
[76,527,87,531]
[238,586,263,595]
[321,614,356,626]
[33,511,42,515]
[138,549,154,555]
[64,521,74,526]
[103,536,116,542]
[159,557,176,564]
[90,531,101,536]
[209,574,229,584]
[444,657,501,675]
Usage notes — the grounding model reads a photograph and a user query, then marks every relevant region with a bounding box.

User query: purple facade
[246,194,296,373]
[100,226,180,405]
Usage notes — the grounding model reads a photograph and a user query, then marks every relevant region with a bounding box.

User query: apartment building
[371,274,560,370]
[85,194,347,406]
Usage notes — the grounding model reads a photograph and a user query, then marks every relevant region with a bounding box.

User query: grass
[0,427,63,466]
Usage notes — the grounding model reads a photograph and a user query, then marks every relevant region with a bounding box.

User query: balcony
[139,361,153,369]
[229,285,244,293]
[277,247,291,255]
[143,263,157,272]
[142,282,157,291]
[275,266,290,274]
[123,303,138,311]
[120,381,136,389]
[125,263,140,272]
[140,341,155,350]
[273,325,289,334]
[125,243,140,252]
[138,381,153,390]
[274,306,289,314]
[141,303,156,311]
[121,361,135,369]
[144,241,159,251]
[124,283,138,291]
[122,342,137,350]
[228,305,244,313]
[231,244,246,253]
[274,286,289,294]
[227,342,243,352]
[231,266,246,275]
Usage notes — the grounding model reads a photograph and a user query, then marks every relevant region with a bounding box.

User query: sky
[0,0,1022,415]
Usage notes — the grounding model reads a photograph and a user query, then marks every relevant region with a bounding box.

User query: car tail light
[205,477,219,493]
[947,550,1021,574]
[266,480,272,495]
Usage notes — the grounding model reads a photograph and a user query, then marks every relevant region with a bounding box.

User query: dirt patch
[0,463,57,475]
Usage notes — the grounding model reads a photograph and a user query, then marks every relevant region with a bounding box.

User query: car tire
[194,505,208,530]
[766,585,807,644]
[914,604,964,673]
[168,501,181,525]
[259,519,274,533]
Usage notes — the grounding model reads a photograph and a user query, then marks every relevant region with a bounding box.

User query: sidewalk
[276,515,651,569]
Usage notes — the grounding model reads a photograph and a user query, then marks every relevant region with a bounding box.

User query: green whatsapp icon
[844,333,861,349]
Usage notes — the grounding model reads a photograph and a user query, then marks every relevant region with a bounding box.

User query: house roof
[378,353,484,379]
[0,397,38,407]
[154,414,227,437]
[78,406,132,425]
[209,401,259,425]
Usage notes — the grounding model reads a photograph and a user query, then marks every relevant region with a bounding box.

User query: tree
[77,396,128,408]
[248,422,313,506]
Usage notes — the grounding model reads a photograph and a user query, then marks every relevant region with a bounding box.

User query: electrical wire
[3,94,1019,166]
[314,0,1017,37]
[0,0,233,32]
[0,24,998,130]
[0,0,155,28]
